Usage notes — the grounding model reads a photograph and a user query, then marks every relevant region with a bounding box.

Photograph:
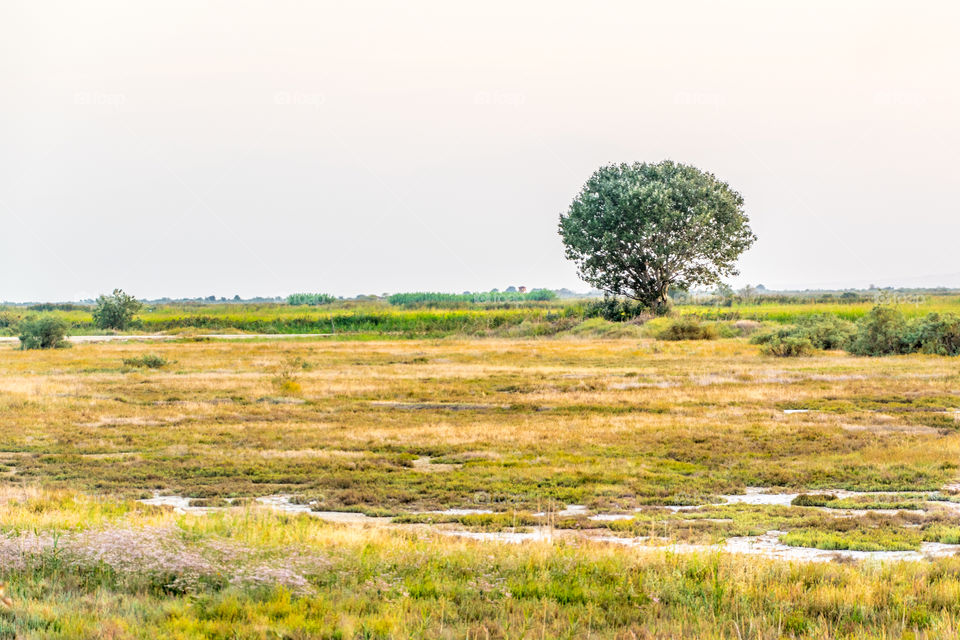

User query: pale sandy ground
[139,489,960,564]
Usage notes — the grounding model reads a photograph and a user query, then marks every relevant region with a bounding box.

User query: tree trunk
[653,283,671,316]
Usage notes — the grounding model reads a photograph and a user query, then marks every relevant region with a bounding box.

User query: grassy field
[680,296,960,323]
[3,294,960,338]
[2,333,960,637]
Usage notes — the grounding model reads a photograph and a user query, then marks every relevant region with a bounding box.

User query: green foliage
[18,315,70,350]
[905,313,960,356]
[26,303,88,311]
[750,309,960,358]
[653,317,717,341]
[387,290,557,308]
[781,527,920,552]
[794,314,857,350]
[848,306,909,356]
[559,161,756,313]
[92,289,143,330]
[751,314,856,355]
[583,296,649,322]
[122,354,170,369]
[287,293,337,306]
[791,494,837,507]
[0,311,18,333]
[760,335,814,357]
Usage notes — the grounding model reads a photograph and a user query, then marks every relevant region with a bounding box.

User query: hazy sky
[2,1,958,301]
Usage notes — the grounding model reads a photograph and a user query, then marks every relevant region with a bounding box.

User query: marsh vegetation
[3,318,960,636]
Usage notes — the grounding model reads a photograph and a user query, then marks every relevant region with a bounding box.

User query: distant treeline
[675,289,958,307]
[287,293,337,306]
[387,290,557,308]
[25,303,90,312]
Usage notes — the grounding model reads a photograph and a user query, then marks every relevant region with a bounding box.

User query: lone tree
[92,289,142,330]
[559,161,755,314]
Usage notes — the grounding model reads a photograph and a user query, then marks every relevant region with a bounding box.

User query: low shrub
[795,314,857,350]
[761,335,814,357]
[750,314,856,357]
[791,494,837,507]
[653,318,717,341]
[751,314,855,354]
[752,308,960,358]
[18,315,70,350]
[122,354,170,369]
[272,360,303,396]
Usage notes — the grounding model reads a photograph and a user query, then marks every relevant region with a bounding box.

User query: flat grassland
[4,294,959,337]
[3,333,960,637]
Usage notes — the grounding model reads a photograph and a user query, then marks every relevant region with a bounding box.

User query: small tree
[559,161,756,314]
[92,289,142,330]
[19,315,70,350]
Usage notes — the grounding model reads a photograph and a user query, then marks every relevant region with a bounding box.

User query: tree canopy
[559,161,755,313]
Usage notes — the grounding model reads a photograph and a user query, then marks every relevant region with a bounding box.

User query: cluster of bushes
[11,290,145,349]
[18,316,70,350]
[583,296,650,322]
[387,290,557,308]
[750,314,856,357]
[750,308,960,357]
[849,308,960,356]
[287,293,337,306]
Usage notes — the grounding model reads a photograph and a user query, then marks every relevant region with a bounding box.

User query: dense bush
[584,296,649,322]
[905,313,960,356]
[287,293,337,306]
[653,318,717,341]
[751,314,856,354]
[18,315,70,350]
[752,308,960,357]
[848,306,908,356]
[0,312,18,333]
[122,354,170,368]
[760,335,814,357]
[93,289,142,330]
[794,314,857,350]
